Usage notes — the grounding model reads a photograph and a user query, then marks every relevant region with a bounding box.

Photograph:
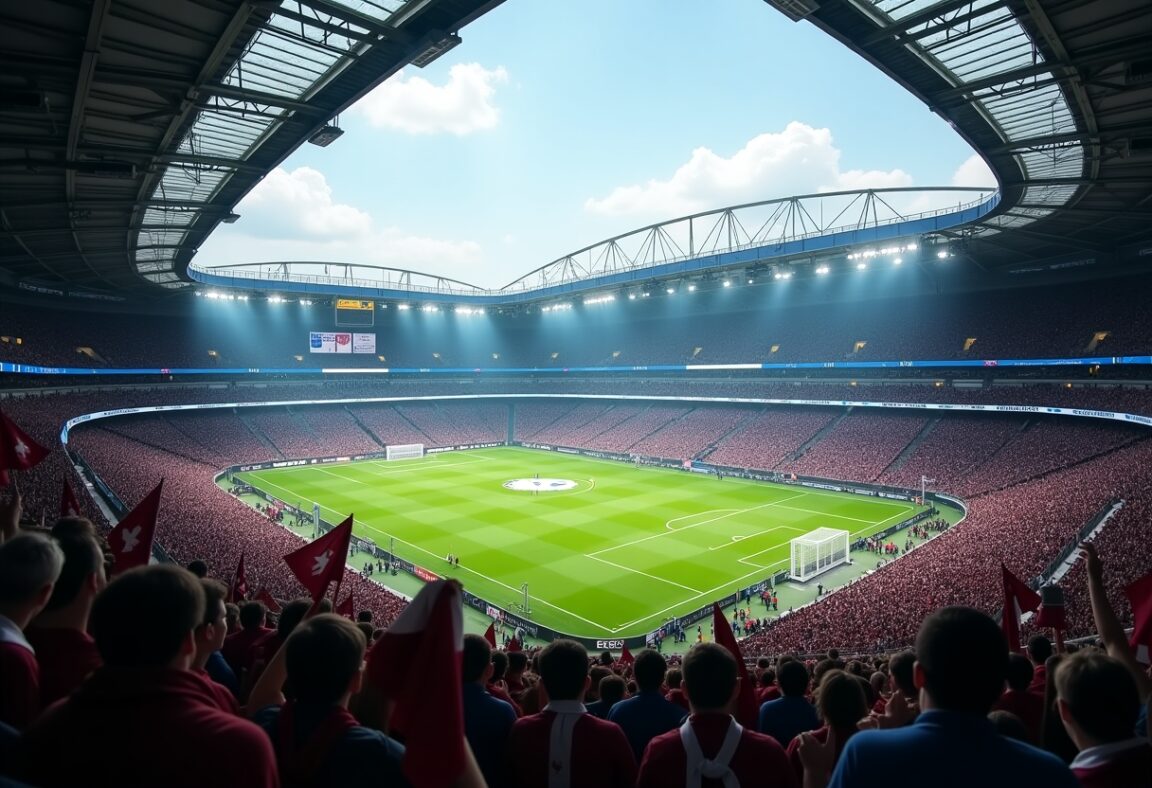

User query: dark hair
[186,560,209,579]
[538,639,589,701]
[599,674,627,706]
[816,670,868,728]
[1055,652,1140,743]
[356,610,372,623]
[90,565,203,668]
[239,601,266,630]
[490,649,509,681]
[778,660,810,697]
[599,650,614,666]
[462,634,493,683]
[760,669,776,688]
[666,668,683,689]
[588,666,611,701]
[51,517,97,540]
[916,607,1006,714]
[1028,635,1053,664]
[198,578,228,628]
[285,614,366,705]
[988,710,1030,742]
[277,598,314,639]
[633,649,667,692]
[43,531,103,611]
[683,643,737,711]
[1005,653,1035,692]
[888,650,917,697]
[356,622,374,643]
[508,651,528,673]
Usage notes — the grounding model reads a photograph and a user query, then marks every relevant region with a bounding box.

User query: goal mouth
[502,478,578,492]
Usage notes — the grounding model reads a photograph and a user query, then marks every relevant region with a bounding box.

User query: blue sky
[197,0,994,289]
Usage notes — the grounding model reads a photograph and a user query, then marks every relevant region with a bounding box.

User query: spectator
[248,614,410,787]
[13,565,278,787]
[1028,635,1054,696]
[506,650,529,695]
[637,642,794,788]
[988,710,1031,743]
[786,670,867,784]
[186,559,209,579]
[587,674,627,719]
[191,578,240,714]
[993,653,1044,744]
[798,607,1078,788]
[460,634,516,787]
[1055,652,1152,788]
[504,638,636,788]
[759,659,820,746]
[666,667,690,709]
[222,600,271,679]
[0,532,64,730]
[25,527,105,706]
[608,648,687,760]
[489,649,522,715]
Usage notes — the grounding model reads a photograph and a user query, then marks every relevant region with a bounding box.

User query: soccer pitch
[237,446,920,637]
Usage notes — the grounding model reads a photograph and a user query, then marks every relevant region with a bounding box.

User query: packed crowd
[1,502,1148,788]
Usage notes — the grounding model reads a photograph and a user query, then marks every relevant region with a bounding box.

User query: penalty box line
[245,475,620,633]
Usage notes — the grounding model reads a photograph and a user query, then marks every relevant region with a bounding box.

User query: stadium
[1,0,1150,786]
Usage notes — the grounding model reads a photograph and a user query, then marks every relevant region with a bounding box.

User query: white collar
[544,700,587,788]
[543,700,587,715]
[680,716,743,788]
[1070,738,1150,770]
[0,614,32,653]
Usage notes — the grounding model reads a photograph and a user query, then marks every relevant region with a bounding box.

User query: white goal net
[385,443,425,461]
[790,527,850,583]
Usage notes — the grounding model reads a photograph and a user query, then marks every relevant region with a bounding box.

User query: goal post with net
[790,527,850,582]
[385,443,425,461]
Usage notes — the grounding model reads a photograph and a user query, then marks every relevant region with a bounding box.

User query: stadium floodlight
[627,293,636,300]
[856,262,868,271]
[299,299,314,306]
[666,287,675,295]
[722,279,731,287]
[937,250,950,259]
[583,294,615,306]
[420,304,439,313]
[893,257,903,266]
[815,265,830,275]
[687,284,697,292]
[397,303,411,311]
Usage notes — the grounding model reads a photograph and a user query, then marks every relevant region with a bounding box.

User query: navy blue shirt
[608,690,688,761]
[204,650,239,697]
[758,695,820,746]
[829,709,1079,788]
[461,682,516,787]
[254,703,409,788]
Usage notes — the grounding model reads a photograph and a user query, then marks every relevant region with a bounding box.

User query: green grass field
[237,446,922,637]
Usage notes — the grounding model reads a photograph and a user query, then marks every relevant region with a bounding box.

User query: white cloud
[354,63,509,135]
[951,153,997,187]
[584,122,912,219]
[200,166,482,274]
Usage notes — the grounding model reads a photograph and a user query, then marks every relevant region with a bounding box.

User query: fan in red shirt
[666,667,691,710]
[192,578,240,714]
[504,638,637,788]
[223,600,274,687]
[25,520,105,707]
[785,670,868,784]
[992,653,1045,744]
[1055,652,1152,788]
[0,531,64,730]
[638,642,797,788]
[12,565,278,788]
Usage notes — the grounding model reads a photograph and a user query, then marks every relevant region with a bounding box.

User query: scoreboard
[335,298,374,327]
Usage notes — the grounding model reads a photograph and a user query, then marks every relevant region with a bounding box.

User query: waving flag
[60,479,82,519]
[228,553,249,603]
[0,408,50,487]
[336,591,354,619]
[254,587,282,614]
[283,514,352,603]
[108,480,164,576]
[483,622,497,648]
[712,603,758,728]
[365,580,464,788]
[1125,572,1152,664]
[1001,564,1041,653]
[619,644,635,665]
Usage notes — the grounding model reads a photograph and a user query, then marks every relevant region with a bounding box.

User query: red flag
[506,637,522,652]
[254,587,281,614]
[1125,572,1152,664]
[364,580,464,788]
[336,591,354,619]
[0,408,51,486]
[1033,585,1066,630]
[229,553,249,604]
[107,480,164,577]
[619,644,635,665]
[282,515,353,603]
[482,622,497,648]
[1001,564,1041,653]
[60,478,82,519]
[712,603,758,728]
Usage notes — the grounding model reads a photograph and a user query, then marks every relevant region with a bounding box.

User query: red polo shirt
[666,687,690,710]
[638,712,797,788]
[13,666,278,788]
[223,626,273,676]
[1071,739,1152,788]
[25,626,102,706]
[505,708,636,788]
[993,689,1045,744]
[194,668,241,715]
[0,640,39,730]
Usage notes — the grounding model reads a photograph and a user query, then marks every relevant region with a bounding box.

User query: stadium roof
[0,0,1149,302]
[0,0,503,296]
[790,0,1152,272]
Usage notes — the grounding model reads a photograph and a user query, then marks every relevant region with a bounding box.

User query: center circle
[502,478,578,492]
